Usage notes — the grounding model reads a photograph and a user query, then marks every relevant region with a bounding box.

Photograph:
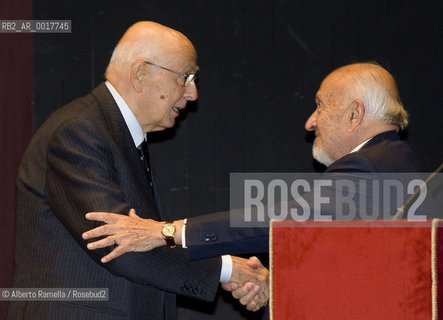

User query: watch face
[162,224,175,237]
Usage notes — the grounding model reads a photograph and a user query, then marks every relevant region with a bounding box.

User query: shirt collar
[105,81,146,147]
[350,137,372,153]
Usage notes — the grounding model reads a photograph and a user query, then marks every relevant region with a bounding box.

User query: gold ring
[110,235,117,245]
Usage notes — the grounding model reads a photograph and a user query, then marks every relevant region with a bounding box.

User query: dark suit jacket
[186,130,421,260]
[8,83,221,320]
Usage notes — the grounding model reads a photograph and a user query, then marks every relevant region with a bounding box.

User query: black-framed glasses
[144,61,198,87]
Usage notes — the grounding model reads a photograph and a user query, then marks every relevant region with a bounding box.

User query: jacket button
[203,233,217,242]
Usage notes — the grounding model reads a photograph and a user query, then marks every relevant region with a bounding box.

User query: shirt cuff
[181,218,188,248]
[219,255,233,283]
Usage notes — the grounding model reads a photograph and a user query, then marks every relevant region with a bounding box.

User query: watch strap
[164,236,176,248]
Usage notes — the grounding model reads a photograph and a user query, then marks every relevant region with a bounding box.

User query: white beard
[312,143,334,167]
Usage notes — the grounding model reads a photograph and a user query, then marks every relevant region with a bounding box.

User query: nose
[184,81,198,101]
[305,110,317,131]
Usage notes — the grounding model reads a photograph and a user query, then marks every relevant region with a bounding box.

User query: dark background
[1,0,442,319]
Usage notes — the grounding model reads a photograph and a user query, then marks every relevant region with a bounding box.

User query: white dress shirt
[105,81,145,147]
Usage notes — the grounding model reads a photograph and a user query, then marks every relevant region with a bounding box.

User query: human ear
[347,99,365,132]
[130,61,146,92]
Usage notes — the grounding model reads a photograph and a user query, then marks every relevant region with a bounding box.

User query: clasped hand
[226,256,269,312]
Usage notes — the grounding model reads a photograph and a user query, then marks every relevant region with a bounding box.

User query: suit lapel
[90,83,161,220]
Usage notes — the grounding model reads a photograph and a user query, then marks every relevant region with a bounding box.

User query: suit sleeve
[45,119,221,301]
[186,210,269,260]
[186,152,387,259]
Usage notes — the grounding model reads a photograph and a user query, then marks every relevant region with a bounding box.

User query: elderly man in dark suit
[82,62,421,310]
[8,21,267,320]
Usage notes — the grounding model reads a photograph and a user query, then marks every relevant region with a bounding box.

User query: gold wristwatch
[161,221,176,248]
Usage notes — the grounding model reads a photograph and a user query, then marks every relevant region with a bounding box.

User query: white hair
[105,40,151,76]
[348,63,408,130]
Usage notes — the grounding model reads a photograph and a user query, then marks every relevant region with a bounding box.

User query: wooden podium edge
[432,218,441,320]
[269,219,274,320]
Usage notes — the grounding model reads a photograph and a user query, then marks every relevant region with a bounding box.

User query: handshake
[225,256,269,311]
[82,210,269,311]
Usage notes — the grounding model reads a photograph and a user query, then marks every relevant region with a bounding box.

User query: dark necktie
[137,140,153,187]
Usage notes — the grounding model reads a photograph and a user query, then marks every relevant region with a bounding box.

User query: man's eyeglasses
[144,61,198,87]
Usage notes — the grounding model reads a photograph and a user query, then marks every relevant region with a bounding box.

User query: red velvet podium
[270,219,443,319]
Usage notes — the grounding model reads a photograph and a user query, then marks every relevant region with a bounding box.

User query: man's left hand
[82,209,164,263]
